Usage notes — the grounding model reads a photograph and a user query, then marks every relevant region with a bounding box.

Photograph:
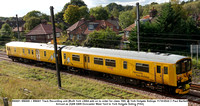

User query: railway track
[0,51,200,105]
[191,84,200,91]
[0,52,11,61]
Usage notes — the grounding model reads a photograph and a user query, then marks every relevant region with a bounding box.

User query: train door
[163,65,169,85]
[84,55,89,69]
[36,49,40,61]
[155,64,164,84]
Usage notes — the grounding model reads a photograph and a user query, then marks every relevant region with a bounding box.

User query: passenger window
[123,61,127,69]
[164,67,168,74]
[136,63,149,73]
[44,51,46,56]
[72,54,80,61]
[14,48,16,52]
[64,53,66,59]
[105,59,116,67]
[88,57,90,63]
[94,57,103,65]
[32,50,34,55]
[28,49,30,54]
[23,49,25,53]
[157,66,161,73]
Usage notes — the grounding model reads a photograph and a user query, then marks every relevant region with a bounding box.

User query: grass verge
[0,61,151,105]
[0,46,5,52]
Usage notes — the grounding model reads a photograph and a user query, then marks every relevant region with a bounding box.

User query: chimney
[89,15,95,21]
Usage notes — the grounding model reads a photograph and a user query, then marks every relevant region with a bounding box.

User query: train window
[44,51,46,57]
[136,63,149,73]
[123,61,127,69]
[28,49,30,54]
[32,50,34,55]
[105,59,116,67]
[164,67,168,74]
[72,54,80,61]
[84,56,90,63]
[186,60,191,72]
[94,57,103,65]
[64,53,66,59]
[23,49,25,54]
[88,57,90,63]
[176,63,181,74]
[157,66,161,73]
[14,48,16,52]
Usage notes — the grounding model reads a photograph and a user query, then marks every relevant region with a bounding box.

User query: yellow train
[6,41,192,94]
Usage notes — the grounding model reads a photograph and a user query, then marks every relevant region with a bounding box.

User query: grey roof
[62,46,188,64]
[6,41,65,50]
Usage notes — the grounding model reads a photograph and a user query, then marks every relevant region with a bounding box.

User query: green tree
[156,3,181,33]
[55,11,64,22]
[24,17,41,31]
[90,6,109,20]
[106,3,124,12]
[111,8,120,18]
[0,23,12,36]
[79,6,89,19]
[84,27,122,48]
[23,10,48,21]
[119,10,136,29]
[0,23,13,44]
[62,0,86,12]
[63,5,80,25]
[23,10,49,31]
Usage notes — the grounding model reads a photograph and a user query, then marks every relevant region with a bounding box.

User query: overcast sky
[0,0,175,17]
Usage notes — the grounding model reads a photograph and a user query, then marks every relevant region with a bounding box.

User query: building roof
[124,24,135,31]
[26,23,62,36]
[84,20,120,35]
[12,26,25,32]
[67,19,85,32]
[67,18,122,35]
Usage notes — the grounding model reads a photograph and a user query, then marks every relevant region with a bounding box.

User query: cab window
[176,59,191,74]
[14,48,16,52]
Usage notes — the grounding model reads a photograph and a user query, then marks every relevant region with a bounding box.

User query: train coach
[5,41,65,64]
[5,41,192,94]
[61,46,192,94]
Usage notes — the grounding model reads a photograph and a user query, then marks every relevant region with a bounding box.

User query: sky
[0,0,175,17]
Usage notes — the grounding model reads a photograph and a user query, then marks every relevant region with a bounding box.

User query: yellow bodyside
[6,45,56,64]
[62,51,177,87]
